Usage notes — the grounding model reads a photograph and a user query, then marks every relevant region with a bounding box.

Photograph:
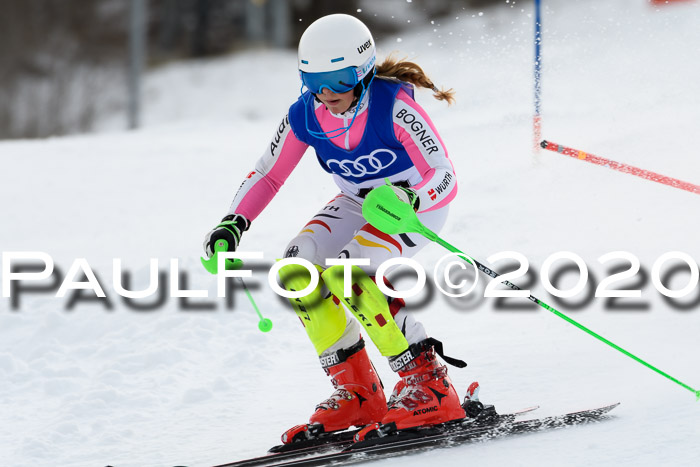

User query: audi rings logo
[327,149,398,178]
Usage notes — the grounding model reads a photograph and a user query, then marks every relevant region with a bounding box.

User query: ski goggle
[299,66,361,94]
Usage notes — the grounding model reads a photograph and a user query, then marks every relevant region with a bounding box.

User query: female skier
[204,14,466,443]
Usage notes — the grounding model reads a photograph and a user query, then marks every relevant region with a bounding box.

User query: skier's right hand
[203,214,250,258]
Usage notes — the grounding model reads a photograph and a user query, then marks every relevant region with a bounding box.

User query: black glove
[203,214,250,258]
[390,185,421,212]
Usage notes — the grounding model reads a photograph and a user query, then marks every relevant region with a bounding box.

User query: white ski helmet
[298,14,376,94]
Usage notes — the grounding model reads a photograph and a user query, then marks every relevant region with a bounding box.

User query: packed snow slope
[1,0,699,466]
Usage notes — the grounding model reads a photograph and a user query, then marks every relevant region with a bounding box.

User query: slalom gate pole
[541,140,700,195]
[533,0,543,153]
[201,240,273,333]
[363,182,700,401]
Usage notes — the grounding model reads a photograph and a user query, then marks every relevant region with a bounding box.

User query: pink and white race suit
[227,80,459,350]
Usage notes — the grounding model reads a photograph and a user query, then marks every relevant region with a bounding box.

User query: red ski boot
[282,339,387,444]
[355,339,466,441]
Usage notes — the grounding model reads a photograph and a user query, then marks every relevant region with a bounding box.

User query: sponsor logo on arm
[427,172,453,201]
[395,108,440,155]
[270,115,290,157]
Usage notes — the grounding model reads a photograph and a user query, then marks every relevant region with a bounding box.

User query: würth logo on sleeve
[429,172,453,201]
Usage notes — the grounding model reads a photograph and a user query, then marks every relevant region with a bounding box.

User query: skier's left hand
[203,214,250,258]
[388,185,421,212]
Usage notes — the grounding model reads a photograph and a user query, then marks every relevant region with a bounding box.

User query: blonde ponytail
[376,55,455,105]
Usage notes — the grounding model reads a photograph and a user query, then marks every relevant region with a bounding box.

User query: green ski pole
[201,240,273,333]
[362,181,699,401]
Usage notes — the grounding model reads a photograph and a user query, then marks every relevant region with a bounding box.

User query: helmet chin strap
[303,70,376,141]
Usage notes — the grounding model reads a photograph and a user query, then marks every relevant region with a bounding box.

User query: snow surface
[2,0,700,466]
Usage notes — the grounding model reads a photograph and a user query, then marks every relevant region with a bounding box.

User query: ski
[276,403,619,467]
[214,405,539,467]
[213,404,616,467]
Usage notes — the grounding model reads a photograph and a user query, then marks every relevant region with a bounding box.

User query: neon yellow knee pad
[322,265,409,357]
[277,262,346,356]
